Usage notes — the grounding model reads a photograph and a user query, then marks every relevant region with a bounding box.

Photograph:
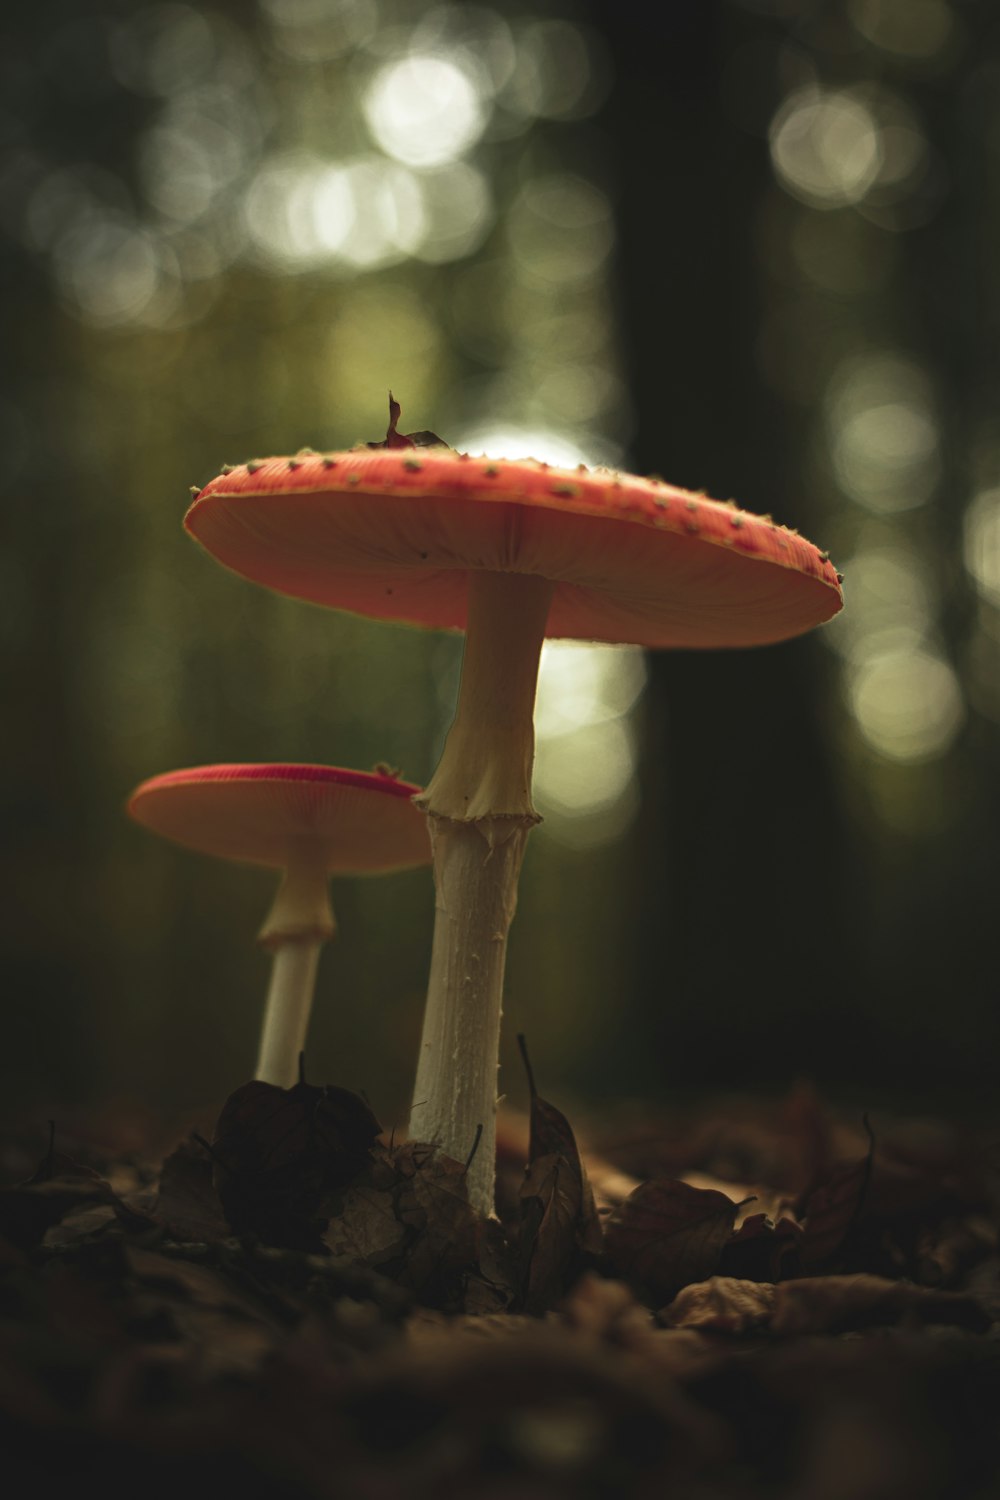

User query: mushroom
[127,762,431,1087]
[184,415,843,1213]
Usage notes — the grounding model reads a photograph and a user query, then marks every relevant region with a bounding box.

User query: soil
[2,1076,999,1499]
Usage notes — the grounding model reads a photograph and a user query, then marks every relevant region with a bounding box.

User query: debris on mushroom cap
[127,763,431,875]
[363,392,447,452]
[186,428,843,649]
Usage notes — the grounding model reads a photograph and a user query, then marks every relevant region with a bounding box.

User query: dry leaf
[795,1120,874,1268]
[771,1273,990,1335]
[0,1149,143,1251]
[211,1078,380,1247]
[662,1272,989,1337]
[605,1179,743,1303]
[517,1040,603,1314]
[394,1143,480,1300]
[720,1209,803,1282]
[324,1183,407,1266]
[661,1276,776,1334]
[156,1137,229,1242]
[366,394,446,449]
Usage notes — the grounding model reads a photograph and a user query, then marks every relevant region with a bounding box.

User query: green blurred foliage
[1,0,637,1126]
[4,0,1000,1131]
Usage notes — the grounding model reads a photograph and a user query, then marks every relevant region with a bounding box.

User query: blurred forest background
[3,0,999,1137]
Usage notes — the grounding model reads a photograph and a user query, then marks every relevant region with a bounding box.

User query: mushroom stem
[411,569,553,1214]
[410,815,529,1210]
[258,853,336,946]
[255,939,323,1087]
[420,570,554,822]
[255,856,337,1087]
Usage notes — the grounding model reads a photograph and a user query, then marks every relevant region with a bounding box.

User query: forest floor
[2,1072,999,1499]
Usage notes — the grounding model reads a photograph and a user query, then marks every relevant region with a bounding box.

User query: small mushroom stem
[256,939,324,1087]
[411,569,554,1215]
[254,855,336,1088]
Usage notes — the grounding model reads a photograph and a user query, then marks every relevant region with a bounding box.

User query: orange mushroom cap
[185,449,842,648]
[127,764,431,875]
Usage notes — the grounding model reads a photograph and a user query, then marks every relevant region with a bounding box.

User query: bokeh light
[243,152,428,270]
[363,54,488,168]
[963,487,1000,606]
[507,173,615,288]
[500,18,607,122]
[534,642,647,740]
[412,4,517,97]
[846,647,965,762]
[139,88,258,224]
[758,7,980,843]
[825,540,935,663]
[848,0,956,61]
[243,153,352,266]
[789,209,896,296]
[410,162,493,263]
[258,0,378,62]
[453,424,609,469]
[770,86,882,209]
[109,4,221,98]
[534,642,647,847]
[25,165,132,254]
[826,353,940,513]
[52,218,172,327]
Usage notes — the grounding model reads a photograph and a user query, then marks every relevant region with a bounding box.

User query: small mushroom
[185,411,843,1212]
[127,763,431,1087]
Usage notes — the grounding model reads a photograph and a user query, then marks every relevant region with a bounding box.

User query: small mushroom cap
[185,449,842,648]
[127,764,431,874]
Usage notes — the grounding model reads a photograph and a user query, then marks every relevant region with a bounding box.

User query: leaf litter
[2,1070,1000,1498]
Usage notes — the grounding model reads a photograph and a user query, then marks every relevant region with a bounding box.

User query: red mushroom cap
[185,449,842,648]
[127,763,431,874]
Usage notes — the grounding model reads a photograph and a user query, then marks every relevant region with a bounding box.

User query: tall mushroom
[184,418,843,1212]
[127,763,431,1087]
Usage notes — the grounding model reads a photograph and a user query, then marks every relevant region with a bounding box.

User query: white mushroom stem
[254,852,336,1088]
[256,940,323,1087]
[411,569,554,1215]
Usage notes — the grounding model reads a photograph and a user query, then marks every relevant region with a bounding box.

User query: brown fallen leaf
[772,1272,990,1335]
[557,1271,658,1348]
[323,1141,489,1309]
[662,1272,990,1337]
[211,1078,381,1247]
[605,1179,744,1304]
[124,1244,268,1316]
[915,1214,997,1287]
[498,1106,641,1217]
[517,1037,603,1315]
[520,1152,583,1314]
[720,1210,803,1283]
[393,1141,480,1302]
[42,1202,120,1247]
[661,1276,776,1334]
[324,1183,408,1267]
[120,1244,286,1375]
[796,1120,875,1268]
[0,1147,146,1251]
[461,1216,518,1316]
[156,1136,229,1242]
